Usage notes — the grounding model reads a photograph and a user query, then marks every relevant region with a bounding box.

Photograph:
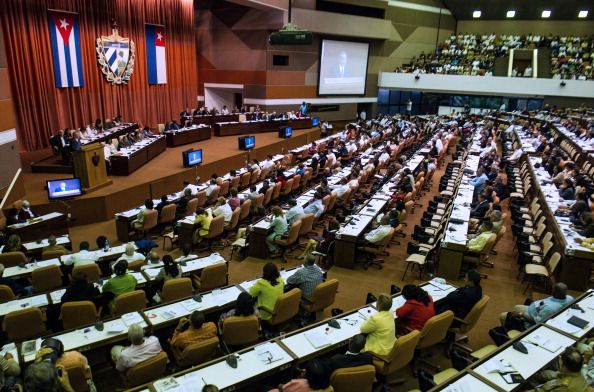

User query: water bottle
[104,239,110,252]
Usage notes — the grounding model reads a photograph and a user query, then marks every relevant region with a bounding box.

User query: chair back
[239,199,251,221]
[263,187,273,206]
[252,194,264,211]
[0,285,15,303]
[125,351,168,387]
[41,249,67,261]
[404,201,414,216]
[330,365,376,392]
[277,220,302,247]
[195,190,207,208]
[298,214,315,236]
[222,315,260,347]
[114,290,147,315]
[71,263,101,282]
[250,170,261,185]
[548,252,562,274]
[269,288,302,326]
[0,252,27,268]
[456,295,490,334]
[301,170,312,186]
[271,182,282,200]
[158,204,177,225]
[230,176,241,190]
[206,187,220,205]
[185,198,198,216]
[291,175,302,193]
[281,179,294,197]
[418,310,454,349]
[218,180,230,197]
[199,263,228,292]
[205,215,225,239]
[142,210,158,231]
[240,172,251,188]
[375,330,421,375]
[226,207,241,231]
[3,308,46,341]
[177,337,219,368]
[61,301,98,330]
[32,265,63,292]
[305,279,339,313]
[162,278,193,302]
[63,360,89,392]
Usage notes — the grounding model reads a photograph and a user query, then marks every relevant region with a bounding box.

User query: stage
[21,127,321,226]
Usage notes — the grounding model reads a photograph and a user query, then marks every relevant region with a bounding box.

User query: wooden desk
[214,118,312,137]
[6,212,68,242]
[110,136,167,176]
[192,113,256,127]
[0,234,71,259]
[164,125,211,147]
[80,123,139,146]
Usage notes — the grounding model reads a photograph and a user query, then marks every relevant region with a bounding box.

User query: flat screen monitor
[183,148,203,167]
[278,126,292,138]
[47,178,83,200]
[318,39,369,95]
[239,135,255,150]
[311,117,319,127]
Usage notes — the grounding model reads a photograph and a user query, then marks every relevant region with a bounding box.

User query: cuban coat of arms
[96,27,135,84]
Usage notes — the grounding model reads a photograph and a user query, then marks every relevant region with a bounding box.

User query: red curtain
[0,0,197,151]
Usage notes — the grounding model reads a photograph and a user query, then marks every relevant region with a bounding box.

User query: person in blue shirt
[499,282,574,325]
[299,101,308,116]
[469,167,489,198]
[295,163,306,176]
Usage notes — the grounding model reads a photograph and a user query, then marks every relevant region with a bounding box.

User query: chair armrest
[453,316,469,325]
[258,305,274,315]
[370,352,390,364]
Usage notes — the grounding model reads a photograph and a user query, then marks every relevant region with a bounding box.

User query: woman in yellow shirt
[192,207,212,244]
[360,293,396,356]
[249,262,284,321]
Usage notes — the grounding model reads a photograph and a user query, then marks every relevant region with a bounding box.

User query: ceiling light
[473,10,481,18]
[541,10,551,18]
[506,10,516,18]
[578,10,588,18]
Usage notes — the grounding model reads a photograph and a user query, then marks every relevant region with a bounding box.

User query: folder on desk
[305,330,332,349]
[567,316,588,329]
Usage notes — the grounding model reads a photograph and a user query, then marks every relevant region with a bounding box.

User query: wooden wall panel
[0,69,10,100]
[0,100,16,131]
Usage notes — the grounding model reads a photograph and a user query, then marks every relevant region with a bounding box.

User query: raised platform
[21,127,321,226]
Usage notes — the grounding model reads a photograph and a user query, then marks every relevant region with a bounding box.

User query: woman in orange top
[395,284,435,334]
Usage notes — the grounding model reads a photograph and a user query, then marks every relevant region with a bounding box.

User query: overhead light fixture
[578,10,588,18]
[472,10,481,18]
[541,10,551,18]
[506,10,516,18]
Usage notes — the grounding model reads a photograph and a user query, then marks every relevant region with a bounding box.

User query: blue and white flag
[48,11,84,88]
[145,24,167,84]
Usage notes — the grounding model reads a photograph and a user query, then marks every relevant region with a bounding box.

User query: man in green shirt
[466,219,495,253]
[103,260,137,309]
[530,347,588,392]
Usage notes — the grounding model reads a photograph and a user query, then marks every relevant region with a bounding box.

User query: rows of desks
[110,135,167,176]
[5,212,68,242]
[432,289,594,392]
[190,113,257,127]
[138,279,458,392]
[164,125,211,147]
[213,118,313,137]
[80,123,139,146]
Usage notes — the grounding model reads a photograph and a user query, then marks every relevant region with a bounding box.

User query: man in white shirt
[64,241,96,266]
[304,192,325,218]
[327,151,337,168]
[434,136,444,153]
[262,156,276,171]
[507,145,523,164]
[213,197,233,223]
[112,324,162,372]
[331,179,350,198]
[285,199,305,225]
[221,105,229,115]
[363,216,392,244]
[523,66,532,77]
[379,150,390,165]
[117,244,144,265]
[205,179,219,198]
[347,175,359,190]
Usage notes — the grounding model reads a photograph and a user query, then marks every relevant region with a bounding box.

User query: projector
[269,23,313,45]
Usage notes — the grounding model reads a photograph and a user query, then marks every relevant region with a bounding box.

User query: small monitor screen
[47,178,83,200]
[239,136,256,150]
[183,149,203,167]
[279,126,292,138]
[311,117,319,127]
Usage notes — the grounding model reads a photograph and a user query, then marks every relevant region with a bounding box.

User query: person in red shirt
[395,284,435,334]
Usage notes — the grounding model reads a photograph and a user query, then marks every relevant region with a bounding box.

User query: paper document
[528,334,562,353]
[442,380,472,392]
[482,359,514,374]
[255,342,286,364]
[121,312,144,327]
[304,330,332,349]
[107,320,126,334]
[180,298,203,312]
[548,318,581,334]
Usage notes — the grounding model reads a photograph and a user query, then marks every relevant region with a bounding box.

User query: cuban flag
[146,24,167,85]
[47,11,84,88]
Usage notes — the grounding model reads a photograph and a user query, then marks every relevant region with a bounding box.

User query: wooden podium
[73,144,113,192]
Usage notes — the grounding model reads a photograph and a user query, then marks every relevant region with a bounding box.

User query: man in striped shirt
[286,254,324,301]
